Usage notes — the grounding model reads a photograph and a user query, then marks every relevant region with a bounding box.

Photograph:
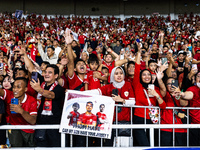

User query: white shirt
[54,46,61,58]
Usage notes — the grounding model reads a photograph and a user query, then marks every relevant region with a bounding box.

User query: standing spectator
[174,72,200,146]
[78,32,87,51]
[53,39,61,58]
[37,41,58,64]
[0,77,37,147]
[113,41,123,55]
[30,64,65,147]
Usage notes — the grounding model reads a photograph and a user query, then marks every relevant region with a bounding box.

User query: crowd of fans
[0,11,200,147]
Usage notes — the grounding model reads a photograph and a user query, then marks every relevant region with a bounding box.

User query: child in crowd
[84,57,107,90]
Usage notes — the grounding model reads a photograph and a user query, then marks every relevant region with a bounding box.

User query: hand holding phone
[11,98,18,114]
[148,84,155,97]
[31,72,38,82]
[112,89,118,96]
[171,80,178,88]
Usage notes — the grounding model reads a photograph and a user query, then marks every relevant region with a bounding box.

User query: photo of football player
[67,102,80,126]
[77,101,97,127]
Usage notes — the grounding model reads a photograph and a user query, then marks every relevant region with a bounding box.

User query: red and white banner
[59,90,115,139]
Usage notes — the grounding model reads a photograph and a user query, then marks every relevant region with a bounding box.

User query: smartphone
[171,80,178,88]
[192,64,198,70]
[31,72,38,82]
[148,84,155,97]
[136,39,140,43]
[0,63,3,75]
[112,89,118,96]
[11,98,18,114]
[162,58,168,65]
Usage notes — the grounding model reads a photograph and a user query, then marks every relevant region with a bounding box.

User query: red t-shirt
[83,71,104,90]
[78,35,86,44]
[96,112,107,129]
[161,92,187,133]
[193,53,200,72]
[132,63,166,119]
[68,72,85,91]
[194,47,200,54]
[186,86,200,124]
[2,89,37,133]
[98,81,135,122]
[69,111,80,126]
[78,113,97,125]
[102,60,115,74]
[125,76,134,84]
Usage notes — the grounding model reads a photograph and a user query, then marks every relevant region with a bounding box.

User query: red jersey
[2,89,37,133]
[161,92,187,133]
[125,76,134,83]
[193,53,200,72]
[83,71,104,90]
[96,112,107,129]
[78,35,86,44]
[78,113,97,125]
[68,72,85,91]
[102,60,115,73]
[132,63,166,119]
[194,47,200,54]
[186,86,200,124]
[69,111,80,126]
[98,81,135,121]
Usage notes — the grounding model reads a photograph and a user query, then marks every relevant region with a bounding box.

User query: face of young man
[75,61,86,74]
[13,80,27,99]
[86,102,93,113]
[47,48,54,58]
[44,67,58,84]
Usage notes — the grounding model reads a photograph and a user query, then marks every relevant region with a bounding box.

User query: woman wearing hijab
[132,44,166,146]
[84,66,135,146]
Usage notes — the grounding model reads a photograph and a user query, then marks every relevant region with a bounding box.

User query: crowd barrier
[0,105,200,149]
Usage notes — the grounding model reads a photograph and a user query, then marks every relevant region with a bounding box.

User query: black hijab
[140,69,152,89]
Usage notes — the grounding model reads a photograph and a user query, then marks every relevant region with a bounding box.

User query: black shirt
[37,82,65,124]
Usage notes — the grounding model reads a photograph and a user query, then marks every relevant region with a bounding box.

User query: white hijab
[110,66,125,89]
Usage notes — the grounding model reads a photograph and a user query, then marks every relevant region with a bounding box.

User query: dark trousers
[0,129,6,145]
[133,115,153,146]
[8,129,35,147]
[36,129,61,147]
[190,128,200,146]
[161,131,187,146]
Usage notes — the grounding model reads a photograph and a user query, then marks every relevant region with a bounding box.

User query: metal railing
[0,105,199,148]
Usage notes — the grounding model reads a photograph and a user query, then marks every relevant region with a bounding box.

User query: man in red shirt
[66,31,87,91]
[78,32,87,51]
[96,104,107,130]
[77,101,97,127]
[0,77,37,147]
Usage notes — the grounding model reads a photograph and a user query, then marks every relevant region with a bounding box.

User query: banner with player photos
[59,90,115,139]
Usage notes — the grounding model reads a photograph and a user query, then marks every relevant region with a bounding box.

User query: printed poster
[59,90,115,139]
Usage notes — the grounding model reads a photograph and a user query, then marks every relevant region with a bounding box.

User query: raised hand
[156,69,164,80]
[64,30,73,45]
